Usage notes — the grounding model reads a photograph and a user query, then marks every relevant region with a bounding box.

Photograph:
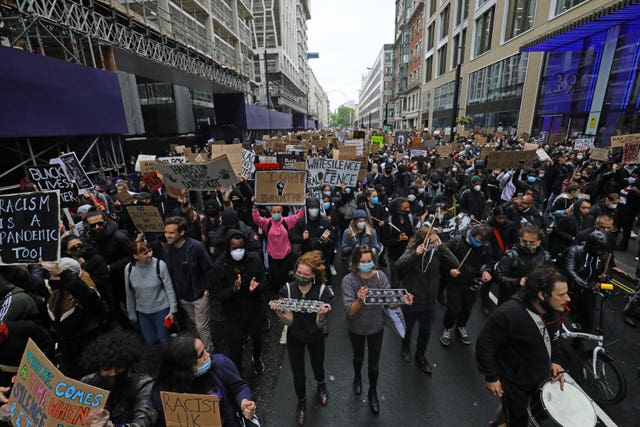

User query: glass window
[477,0,491,8]
[434,80,455,111]
[430,0,436,17]
[440,6,450,39]
[467,53,529,105]
[456,0,470,25]
[554,0,587,16]
[452,29,467,67]
[505,0,536,40]
[474,6,494,56]
[425,56,434,83]
[438,45,448,76]
[427,24,435,50]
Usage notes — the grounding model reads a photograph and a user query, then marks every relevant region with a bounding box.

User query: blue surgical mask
[272,213,282,221]
[527,176,537,183]
[469,235,484,248]
[358,261,375,273]
[371,197,379,205]
[323,202,331,210]
[538,174,545,178]
[195,357,211,377]
[324,191,332,197]
[345,188,352,194]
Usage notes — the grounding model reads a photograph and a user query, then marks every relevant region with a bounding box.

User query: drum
[528,380,597,427]
[448,213,471,235]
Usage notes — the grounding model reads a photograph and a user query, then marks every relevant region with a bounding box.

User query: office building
[358,44,394,129]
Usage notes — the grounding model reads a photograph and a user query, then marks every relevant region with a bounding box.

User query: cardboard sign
[611,133,640,148]
[254,170,307,205]
[211,144,243,175]
[277,153,304,169]
[242,149,256,177]
[8,339,109,427]
[157,156,187,164]
[353,130,365,139]
[590,147,610,162]
[622,142,640,164]
[140,161,159,175]
[573,135,595,151]
[135,154,157,172]
[335,145,358,158]
[269,140,287,153]
[28,165,78,207]
[155,156,239,191]
[524,143,539,151]
[160,391,221,427]
[114,191,135,205]
[0,191,60,265]
[410,150,429,158]
[487,150,537,170]
[306,158,362,194]
[548,133,565,145]
[371,135,384,145]
[343,140,364,155]
[435,157,454,168]
[55,152,93,192]
[536,148,551,162]
[141,172,163,192]
[439,145,455,156]
[258,156,278,164]
[126,205,165,232]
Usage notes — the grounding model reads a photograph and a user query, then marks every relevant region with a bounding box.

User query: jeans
[443,282,478,329]
[138,307,171,345]
[181,294,213,351]
[348,330,384,391]
[402,303,436,356]
[287,332,325,399]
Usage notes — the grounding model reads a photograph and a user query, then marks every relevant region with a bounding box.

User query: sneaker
[632,231,638,240]
[440,328,453,346]
[457,327,472,345]
[252,356,265,375]
[415,353,432,375]
[401,344,411,363]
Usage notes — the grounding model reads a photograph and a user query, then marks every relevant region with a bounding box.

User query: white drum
[448,213,471,235]
[528,380,597,427]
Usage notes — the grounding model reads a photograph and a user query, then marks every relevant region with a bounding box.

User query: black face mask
[96,371,127,391]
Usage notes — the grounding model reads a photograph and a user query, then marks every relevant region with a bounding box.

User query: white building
[308,68,330,127]
[358,44,394,129]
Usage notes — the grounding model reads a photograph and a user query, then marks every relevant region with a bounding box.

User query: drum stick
[603,252,612,274]
[457,248,472,270]
[371,216,402,233]
[422,219,435,246]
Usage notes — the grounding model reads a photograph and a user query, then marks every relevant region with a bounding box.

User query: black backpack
[127,258,163,291]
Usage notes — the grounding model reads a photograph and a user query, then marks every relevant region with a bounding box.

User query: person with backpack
[341,210,381,262]
[124,241,178,345]
[252,202,305,292]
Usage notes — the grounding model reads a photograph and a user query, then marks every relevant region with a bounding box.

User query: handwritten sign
[8,339,109,427]
[306,158,361,193]
[410,150,429,158]
[155,156,239,191]
[126,205,166,233]
[524,143,539,151]
[135,154,157,172]
[158,156,187,164]
[536,148,551,162]
[141,172,163,192]
[611,133,640,148]
[28,165,78,207]
[590,147,609,162]
[56,152,93,192]
[211,144,243,175]
[160,392,221,427]
[487,150,537,170]
[573,134,595,151]
[254,170,307,205]
[371,135,384,145]
[242,149,255,177]
[0,191,60,265]
[622,142,640,164]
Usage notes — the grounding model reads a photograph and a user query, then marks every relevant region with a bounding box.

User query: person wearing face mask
[269,251,332,426]
[374,184,390,208]
[589,193,620,222]
[342,245,413,414]
[210,209,261,263]
[425,173,445,205]
[440,224,493,347]
[616,173,640,251]
[226,187,254,229]
[549,199,594,257]
[381,198,417,286]
[494,226,552,305]
[341,210,381,262]
[476,266,569,427]
[212,230,266,376]
[81,331,157,427]
[517,169,546,209]
[357,188,387,232]
[459,176,487,220]
[152,335,257,427]
[334,185,358,235]
[320,185,337,221]
[373,163,396,197]
[366,162,381,184]
[406,186,425,216]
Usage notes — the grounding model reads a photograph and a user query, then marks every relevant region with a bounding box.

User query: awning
[0,46,127,137]
[214,93,293,130]
[521,0,640,52]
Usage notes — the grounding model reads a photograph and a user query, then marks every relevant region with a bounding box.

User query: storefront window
[554,0,587,16]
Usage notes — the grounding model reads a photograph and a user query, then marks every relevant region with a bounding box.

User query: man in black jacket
[459,176,486,220]
[494,225,552,305]
[476,266,569,427]
[210,209,262,263]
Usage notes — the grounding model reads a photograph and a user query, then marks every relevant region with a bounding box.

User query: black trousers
[226,317,263,376]
[443,282,477,329]
[502,381,536,427]
[287,332,325,399]
[348,329,384,390]
[402,303,436,355]
[570,288,597,333]
[269,254,293,292]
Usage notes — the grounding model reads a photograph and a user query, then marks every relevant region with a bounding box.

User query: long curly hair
[294,250,327,285]
[156,334,199,393]
[80,330,144,372]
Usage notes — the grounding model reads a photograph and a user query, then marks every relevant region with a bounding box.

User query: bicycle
[560,283,628,406]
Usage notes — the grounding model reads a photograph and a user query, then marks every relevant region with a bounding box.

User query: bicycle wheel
[577,355,627,406]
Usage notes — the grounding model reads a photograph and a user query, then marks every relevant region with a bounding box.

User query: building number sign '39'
[549,72,580,95]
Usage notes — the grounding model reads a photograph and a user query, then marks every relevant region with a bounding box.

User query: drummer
[475,265,569,427]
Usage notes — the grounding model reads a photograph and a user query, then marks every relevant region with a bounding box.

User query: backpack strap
[286,282,291,298]
[319,284,326,300]
[155,258,164,287]
[127,263,133,291]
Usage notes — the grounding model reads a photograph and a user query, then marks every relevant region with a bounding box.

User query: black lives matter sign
[0,191,60,265]
[27,165,78,207]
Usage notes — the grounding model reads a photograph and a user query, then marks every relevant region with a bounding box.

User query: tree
[330,106,355,127]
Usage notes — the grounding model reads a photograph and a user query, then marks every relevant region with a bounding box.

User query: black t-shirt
[280,282,331,343]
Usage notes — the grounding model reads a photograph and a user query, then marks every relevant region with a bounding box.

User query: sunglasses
[89,221,105,229]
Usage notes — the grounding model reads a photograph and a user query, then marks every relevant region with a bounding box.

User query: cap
[471,176,483,184]
[59,257,81,274]
[76,204,93,215]
[306,197,320,208]
[352,209,368,220]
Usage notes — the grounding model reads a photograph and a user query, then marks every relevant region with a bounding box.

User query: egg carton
[364,288,409,305]
[274,298,325,313]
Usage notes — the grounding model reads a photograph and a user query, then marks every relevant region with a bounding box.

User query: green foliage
[330,106,355,127]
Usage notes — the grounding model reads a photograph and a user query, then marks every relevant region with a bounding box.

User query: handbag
[383,307,406,339]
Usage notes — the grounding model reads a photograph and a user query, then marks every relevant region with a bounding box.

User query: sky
[306,0,396,113]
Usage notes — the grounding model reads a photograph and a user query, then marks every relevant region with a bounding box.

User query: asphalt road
[260,247,640,427]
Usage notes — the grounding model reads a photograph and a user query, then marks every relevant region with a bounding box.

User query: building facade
[358,44,394,129]
[309,68,330,127]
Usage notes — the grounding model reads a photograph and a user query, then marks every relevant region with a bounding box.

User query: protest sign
[439,145,455,156]
[258,155,278,164]
[28,165,78,207]
[622,142,640,164]
[590,147,610,162]
[371,135,384,146]
[410,150,429,158]
[140,161,159,174]
[343,140,364,155]
[8,338,109,427]
[254,170,307,205]
[114,191,135,205]
[524,143,539,151]
[411,135,421,145]
[160,392,221,427]
[435,157,453,168]
[536,148,551,162]
[135,154,157,172]
[277,153,304,169]
[611,133,640,148]
[211,144,243,175]
[157,156,187,164]
[126,205,166,233]
[306,158,361,194]
[56,152,93,192]
[242,149,256,177]
[353,130,365,139]
[155,156,239,191]
[548,133,565,145]
[141,172,163,192]
[487,150,537,170]
[336,145,358,158]
[0,191,60,265]
[573,134,595,151]
[269,140,287,153]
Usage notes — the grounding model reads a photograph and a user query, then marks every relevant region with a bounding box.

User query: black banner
[59,152,93,191]
[0,191,60,265]
[27,165,78,207]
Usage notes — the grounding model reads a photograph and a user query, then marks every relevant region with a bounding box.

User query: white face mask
[356,221,367,230]
[230,248,245,261]
[452,167,458,173]
[418,187,425,193]
[308,208,319,218]
[412,169,418,174]
[408,194,417,202]
[629,177,637,184]
[473,185,482,192]
[372,168,378,174]
[609,203,618,209]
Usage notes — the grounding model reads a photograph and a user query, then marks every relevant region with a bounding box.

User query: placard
[242,149,256,177]
[258,156,278,164]
[211,144,243,175]
[487,150,537,170]
[254,170,307,205]
[141,172,163,192]
[8,338,109,427]
[158,156,188,164]
[573,134,595,151]
[622,142,640,164]
[353,130,365,139]
[611,133,640,148]
[435,157,454,168]
[590,147,609,162]
[28,165,78,207]
[135,154,157,172]
[536,148,551,162]
[410,150,429,158]
[160,392,221,427]
[371,135,384,145]
[155,156,239,191]
[126,205,166,233]
[0,191,60,265]
[306,158,362,194]
[56,152,93,192]
[524,143,539,151]
[548,133,565,145]
[343,139,364,155]
[277,153,304,169]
